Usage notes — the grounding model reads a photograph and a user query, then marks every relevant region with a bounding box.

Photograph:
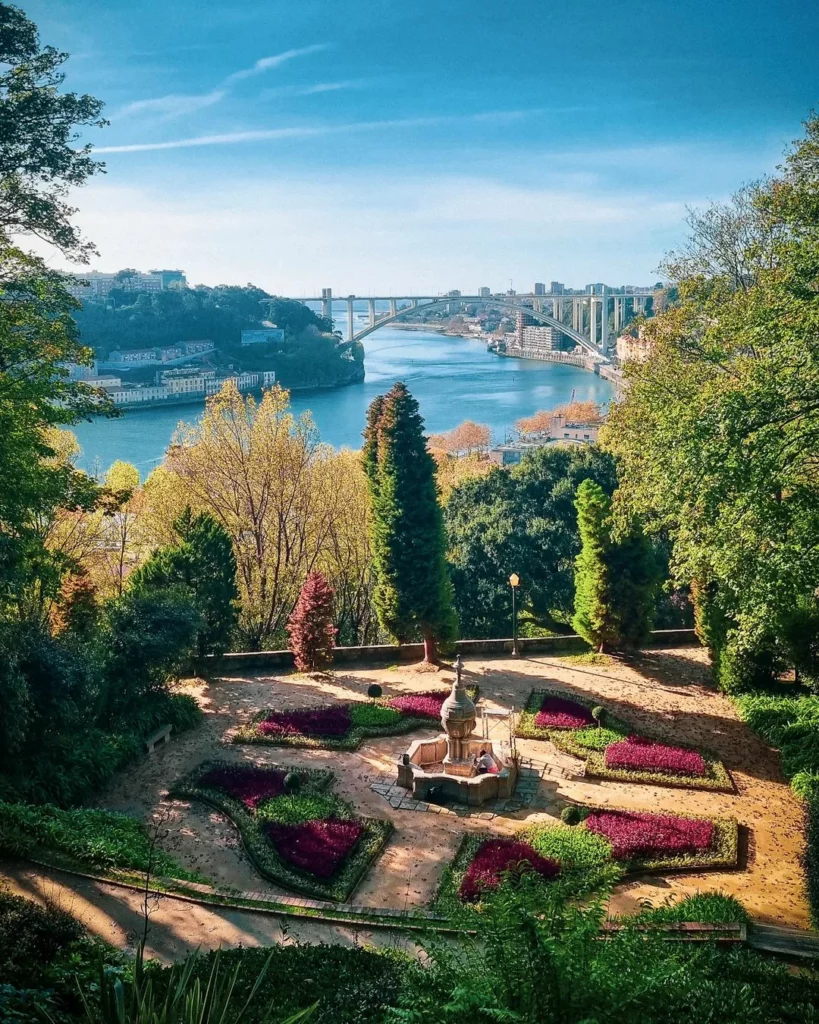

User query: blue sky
[27,0,819,294]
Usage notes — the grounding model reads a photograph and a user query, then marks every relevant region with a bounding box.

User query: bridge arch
[348,297,605,358]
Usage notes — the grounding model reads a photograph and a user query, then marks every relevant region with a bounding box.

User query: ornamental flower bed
[458,838,560,902]
[436,810,739,912]
[237,686,478,751]
[604,736,706,777]
[386,691,450,719]
[264,818,364,878]
[584,810,715,860]
[170,760,392,901]
[197,764,286,810]
[517,688,733,792]
[534,695,594,730]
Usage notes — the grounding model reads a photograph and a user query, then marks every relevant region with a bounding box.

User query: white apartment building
[64,269,187,300]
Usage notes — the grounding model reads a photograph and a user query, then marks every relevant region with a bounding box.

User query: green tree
[362,382,455,662]
[444,445,618,638]
[0,2,106,257]
[99,587,201,720]
[128,509,238,657]
[572,480,657,652]
[604,115,819,687]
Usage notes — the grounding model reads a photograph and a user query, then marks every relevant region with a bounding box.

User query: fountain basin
[397,734,518,806]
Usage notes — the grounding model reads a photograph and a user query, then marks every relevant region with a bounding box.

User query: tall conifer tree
[572,480,658,651]
[363,382,455,662]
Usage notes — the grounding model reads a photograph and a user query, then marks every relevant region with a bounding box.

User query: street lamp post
[509,573,520,657]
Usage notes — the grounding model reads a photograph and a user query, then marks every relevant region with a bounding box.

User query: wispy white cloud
[113,43,331,125]
[95,109,543,153]
[117,89,227,120]
[224,44,331,84]
[260,79,368,99]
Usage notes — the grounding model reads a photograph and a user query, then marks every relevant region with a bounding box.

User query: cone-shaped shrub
[286,571,337,672]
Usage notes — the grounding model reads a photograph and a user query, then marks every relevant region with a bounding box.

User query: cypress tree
[286,571,336,672]
[572,480,618,652]
[572,480,658,652]
[362,382,456,663]
[128,508,239,657]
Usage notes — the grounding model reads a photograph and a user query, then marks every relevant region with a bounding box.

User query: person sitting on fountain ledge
[474,749,498,775]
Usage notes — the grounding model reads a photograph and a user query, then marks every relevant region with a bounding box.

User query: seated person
[474,749,498,774]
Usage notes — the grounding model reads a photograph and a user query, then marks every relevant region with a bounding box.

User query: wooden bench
[145,723,172,754]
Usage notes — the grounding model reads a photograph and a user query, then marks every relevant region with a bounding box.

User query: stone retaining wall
[191,629,697,674]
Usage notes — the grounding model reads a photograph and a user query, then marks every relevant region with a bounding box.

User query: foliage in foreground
[0,803,200,880]
[400,878,819,1023]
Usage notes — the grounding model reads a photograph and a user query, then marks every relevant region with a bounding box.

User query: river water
[70,327,614,476]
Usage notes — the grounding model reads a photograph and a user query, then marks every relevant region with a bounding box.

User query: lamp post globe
[509,573,520,657]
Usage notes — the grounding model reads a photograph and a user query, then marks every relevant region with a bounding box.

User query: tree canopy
[603,114,819,683]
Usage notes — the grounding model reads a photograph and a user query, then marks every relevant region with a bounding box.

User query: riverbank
[70,327,614,475]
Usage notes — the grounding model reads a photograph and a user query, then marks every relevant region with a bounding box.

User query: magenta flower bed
[585,810,715,860]
[459,838,560,902]
[386,690,449,719]
[264,818,364,878]
[534,695,594,730]
[258,706,352,738]
[604,735,706,776]
[198,765,286,810]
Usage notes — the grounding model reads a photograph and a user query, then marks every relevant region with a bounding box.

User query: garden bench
[145,723,172,754]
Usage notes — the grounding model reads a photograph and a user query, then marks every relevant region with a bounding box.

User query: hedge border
[169,760,393,902]
[234,689,479,752]
[517,687,734,792]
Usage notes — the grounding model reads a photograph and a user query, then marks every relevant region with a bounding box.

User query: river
[69,327,614,476]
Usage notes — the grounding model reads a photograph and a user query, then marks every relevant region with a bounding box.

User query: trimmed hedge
[518,687,733,791]
[235,688,478,752]
[170,759,392,901]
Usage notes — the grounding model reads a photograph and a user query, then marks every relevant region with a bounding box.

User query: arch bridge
[287,287,654,361]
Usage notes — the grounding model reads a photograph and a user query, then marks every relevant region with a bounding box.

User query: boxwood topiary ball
[284,771,301,793]
[367,683,383,699]
[591,706,607,727]
[561,805,582,826]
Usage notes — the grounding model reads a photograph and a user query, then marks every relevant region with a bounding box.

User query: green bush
[0,803,200,880]
[255,793,342,825]
[634,891,749,925]
[283,771,300,794]
[523,822,613,872]
[0,891,82,988]
[560,806,582,825]
[366,683,383,699]
[591,705,606,726]
[348,702,402,728]
[572,725,626,751]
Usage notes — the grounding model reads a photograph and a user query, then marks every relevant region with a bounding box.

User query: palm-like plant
[74,947,316,1024]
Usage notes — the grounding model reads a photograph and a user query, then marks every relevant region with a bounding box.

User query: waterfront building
[550,281,565,294]
[478,286,491,298]
[616,330,653,364]
[534,282,546,295]
[64,268,187,300]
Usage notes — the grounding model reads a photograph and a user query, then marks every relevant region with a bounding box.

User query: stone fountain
[396,656,518,806]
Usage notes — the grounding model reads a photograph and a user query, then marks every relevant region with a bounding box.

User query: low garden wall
[193,629,697,674]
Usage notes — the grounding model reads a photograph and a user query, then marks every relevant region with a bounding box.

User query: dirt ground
[2,646,810,959]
